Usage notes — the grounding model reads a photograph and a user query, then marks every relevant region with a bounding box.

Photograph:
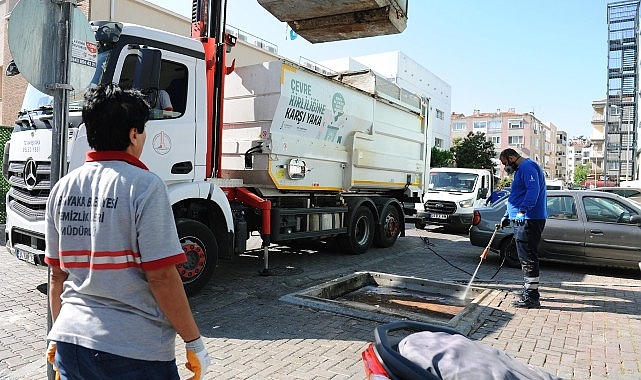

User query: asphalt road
[1,224,640,379]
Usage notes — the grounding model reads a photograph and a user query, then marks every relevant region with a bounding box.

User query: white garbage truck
[3,15,428,294]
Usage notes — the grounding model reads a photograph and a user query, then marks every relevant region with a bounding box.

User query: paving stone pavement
[1,224,640,379]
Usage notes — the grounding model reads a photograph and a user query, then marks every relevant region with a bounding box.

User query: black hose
[419,234,474,277]
[489,253,506,280]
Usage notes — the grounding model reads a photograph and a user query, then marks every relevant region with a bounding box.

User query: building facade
[450,109,557,179]
[605,1,640,183]
[555,130,568,182]
[566,137,592,186]
[589,99,607,185]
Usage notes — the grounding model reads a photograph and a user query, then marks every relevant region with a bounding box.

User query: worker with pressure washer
[498,148,548,309]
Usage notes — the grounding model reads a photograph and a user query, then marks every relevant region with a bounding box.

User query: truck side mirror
[132,48,161,91]
[92,21,123,44]
[5,60,19,76]
[478,188,488,199]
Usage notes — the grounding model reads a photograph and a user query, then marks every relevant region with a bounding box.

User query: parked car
[592,187,641,204]
[469,190,641,270]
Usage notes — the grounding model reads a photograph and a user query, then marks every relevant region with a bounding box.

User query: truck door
[115,49,197,182]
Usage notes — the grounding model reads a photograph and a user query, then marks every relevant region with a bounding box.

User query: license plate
[431,213,448,220]
[16,248,36,265]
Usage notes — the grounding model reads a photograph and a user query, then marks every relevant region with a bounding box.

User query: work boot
[512,293,540,309]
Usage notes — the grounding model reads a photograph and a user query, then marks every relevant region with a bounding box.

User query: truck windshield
[428,172,478,193]
[18,43,114,119]
[19,85,85,119]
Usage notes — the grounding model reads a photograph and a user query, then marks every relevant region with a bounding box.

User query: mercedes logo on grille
[23,159,38,190]
[435,203,444,208]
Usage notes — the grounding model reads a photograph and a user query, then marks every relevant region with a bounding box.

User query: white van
[417,168,493,231]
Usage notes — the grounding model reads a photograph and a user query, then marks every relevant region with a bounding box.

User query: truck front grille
[425,200,457,214]
[7,161,51,221]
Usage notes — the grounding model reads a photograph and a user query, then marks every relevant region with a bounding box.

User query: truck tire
[499,236,520,268]
[374,204,401,248]
[175,218,218,296]
[338,205,375,255]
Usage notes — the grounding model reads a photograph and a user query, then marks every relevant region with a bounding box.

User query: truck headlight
[459,198,474,208]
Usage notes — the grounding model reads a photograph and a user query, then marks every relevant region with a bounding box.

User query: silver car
[469,190,641,269]
[592,187,641,204]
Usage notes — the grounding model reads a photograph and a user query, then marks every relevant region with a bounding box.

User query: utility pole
[48,2,73,379]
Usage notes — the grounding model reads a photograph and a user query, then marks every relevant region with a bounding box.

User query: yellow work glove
[46,341,61,380]
[185,337,211,380]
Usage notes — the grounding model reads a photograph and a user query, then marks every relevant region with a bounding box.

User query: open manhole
[281,272,502,333]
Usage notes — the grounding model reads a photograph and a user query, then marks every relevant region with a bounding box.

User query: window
[583,196,637,223]
[452,122,466,131]
[473,121,487,129]
[434,138,443,148]
[488,120,501,131]
[508,136,523,145]
[119,56,188,120]
[491,136,500,144]
[508,120,523,129]
[546,196,577,220]
[532,122,541,134]
[436,109,444,120]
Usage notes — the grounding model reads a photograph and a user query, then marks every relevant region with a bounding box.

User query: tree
[573,163,590,187]
[430,147,454,167]
[499,177,512,188]
[451,132,497,172]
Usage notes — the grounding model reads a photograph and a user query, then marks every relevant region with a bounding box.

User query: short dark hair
[82,83,150,151]
[499,148,520,161]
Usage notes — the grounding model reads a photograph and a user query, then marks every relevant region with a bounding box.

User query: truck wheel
[175,218,218,296]
[499,236,520,268]
[374,205,401,248]
[338,205,375,255]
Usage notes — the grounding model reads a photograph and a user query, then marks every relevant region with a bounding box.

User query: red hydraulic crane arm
[225,187,272,243]
[191,0,236,179]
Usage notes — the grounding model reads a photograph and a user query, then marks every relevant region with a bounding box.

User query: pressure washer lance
[459,223,501,300]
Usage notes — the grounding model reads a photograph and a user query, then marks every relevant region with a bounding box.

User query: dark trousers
[513,219,546,299]
[55,341,180,380]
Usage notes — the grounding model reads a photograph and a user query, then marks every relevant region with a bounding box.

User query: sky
[148,0,616,138]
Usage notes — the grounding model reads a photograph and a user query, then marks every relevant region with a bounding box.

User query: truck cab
[418,168,492,231]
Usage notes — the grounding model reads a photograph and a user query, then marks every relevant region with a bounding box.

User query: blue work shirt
[486,190,507,206]
[505,158,548,219]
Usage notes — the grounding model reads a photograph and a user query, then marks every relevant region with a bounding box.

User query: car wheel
[499,236,520,268]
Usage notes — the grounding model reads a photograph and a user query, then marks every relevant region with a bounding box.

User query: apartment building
[450,109,557,179]
[555,130,568,182]
[605,1,639,182]
[567,137,592,185]
[589,99,607,184]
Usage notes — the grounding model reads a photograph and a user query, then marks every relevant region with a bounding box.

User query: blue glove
[514,212,525,226]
